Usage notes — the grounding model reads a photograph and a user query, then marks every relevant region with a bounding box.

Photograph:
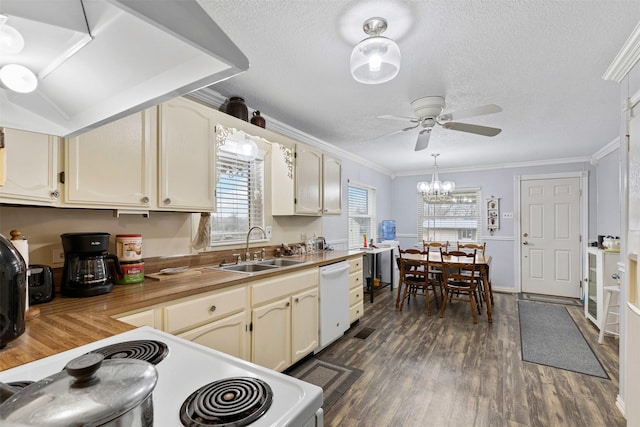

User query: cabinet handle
[209,305,216,312]
[164,198,171,205]
[356,294,360,298]
[286,302,290,307]
[294,297,299,303]
[141,196,149,203]
[51,190,60,199]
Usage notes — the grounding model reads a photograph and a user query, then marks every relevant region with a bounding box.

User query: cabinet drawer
[349,286,363,306]
[164,286,247,333]
[252,269,318,306]
[349,257,363,274]
[349,271,363,290]
[350,301,364,323]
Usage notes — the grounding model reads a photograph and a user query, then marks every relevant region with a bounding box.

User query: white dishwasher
[316,260,350,352]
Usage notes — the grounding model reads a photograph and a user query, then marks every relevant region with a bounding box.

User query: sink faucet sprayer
[245,226,266,261]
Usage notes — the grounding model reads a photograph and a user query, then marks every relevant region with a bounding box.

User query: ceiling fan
[379,96,503,151]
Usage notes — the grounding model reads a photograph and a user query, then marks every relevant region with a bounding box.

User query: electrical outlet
[52,248,65,264]
[502,212,514,219]
[266,226,272,239]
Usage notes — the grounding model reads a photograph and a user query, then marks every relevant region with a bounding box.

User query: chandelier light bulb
[417,153,456,202]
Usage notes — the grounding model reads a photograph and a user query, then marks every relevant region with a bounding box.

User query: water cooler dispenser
[380,220,399,289]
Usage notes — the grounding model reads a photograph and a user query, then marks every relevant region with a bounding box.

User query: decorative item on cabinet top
[225,96,249,121]
[251,111,266,128]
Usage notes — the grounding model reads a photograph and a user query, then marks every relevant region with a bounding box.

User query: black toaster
[28,264,54,305]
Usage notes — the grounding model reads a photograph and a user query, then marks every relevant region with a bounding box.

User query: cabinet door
[271,141,296,215]
[65,109,155,208]
[0,128,60,205]
[178,311,248,360]
[295,145,322,215]
[291,287,318,363]
[116,309,159,329]
[251,298,291,371]
[158,97,216,211]
[322,154,342,215]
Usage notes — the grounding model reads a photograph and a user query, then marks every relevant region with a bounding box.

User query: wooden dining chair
[439,248,481,324]
[397,251,441,315]
[395,247,423,308]
[456,242,493,306]
[423,240,449,252]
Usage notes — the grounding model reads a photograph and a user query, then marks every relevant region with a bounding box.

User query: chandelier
[417,153,455,203]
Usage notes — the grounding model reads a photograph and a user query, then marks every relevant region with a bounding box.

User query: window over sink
[209,134,266,246]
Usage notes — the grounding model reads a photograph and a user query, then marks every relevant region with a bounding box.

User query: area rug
[518,300,608,378]
[286,358,363,411]
[519,293,582,306]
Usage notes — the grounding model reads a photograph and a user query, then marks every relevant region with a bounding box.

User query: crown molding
[590,137,621,165]
[603,21,640,83]
[188,88,394,176]
[394,156,593,177]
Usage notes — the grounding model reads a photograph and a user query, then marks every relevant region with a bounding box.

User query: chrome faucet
[245,226,266,261]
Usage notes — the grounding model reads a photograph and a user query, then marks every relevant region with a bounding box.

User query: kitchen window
[417,188,481,245]
[209,146,265,245]
[348,183,376,249]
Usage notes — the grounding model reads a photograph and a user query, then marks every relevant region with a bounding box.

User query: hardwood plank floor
[317,288,624,426]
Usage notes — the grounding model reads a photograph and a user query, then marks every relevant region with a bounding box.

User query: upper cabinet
[64,109,156,209]
[272,142,323,216]
[0,128,60,206]
[322,154,342,215]
[158,97,217,211]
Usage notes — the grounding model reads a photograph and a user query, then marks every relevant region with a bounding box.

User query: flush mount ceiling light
[0,63,37,93]
[350,17,401,84]
[417,153,456,203]
[0,13,24,54]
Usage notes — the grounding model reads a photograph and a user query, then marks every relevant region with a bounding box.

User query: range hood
[0,0,249,138]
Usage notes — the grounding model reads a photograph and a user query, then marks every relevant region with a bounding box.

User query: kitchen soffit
[0,0,249,138]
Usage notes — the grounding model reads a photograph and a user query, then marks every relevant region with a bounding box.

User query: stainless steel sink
[258,258,308,267]
[220,263,279,273]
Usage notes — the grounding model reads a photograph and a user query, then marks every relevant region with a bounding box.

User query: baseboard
[616,394,626,418]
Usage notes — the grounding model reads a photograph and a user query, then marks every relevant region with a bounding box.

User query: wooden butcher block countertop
[0,250,364,370]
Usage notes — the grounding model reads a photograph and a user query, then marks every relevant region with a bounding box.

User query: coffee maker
[0,233,27,348]
[61,233,122,297]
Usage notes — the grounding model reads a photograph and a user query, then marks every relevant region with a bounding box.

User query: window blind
[210,152,264,245]
[348,184,376,248]
[417,189,482,245]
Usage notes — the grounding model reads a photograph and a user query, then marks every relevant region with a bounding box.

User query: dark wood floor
[317,287,624,426]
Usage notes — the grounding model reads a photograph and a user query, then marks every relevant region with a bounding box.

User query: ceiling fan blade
[414,129,431,151]
[442,122,502,137]
[371,123,420,140]
[378,114,420,123]
[440,104,502,121]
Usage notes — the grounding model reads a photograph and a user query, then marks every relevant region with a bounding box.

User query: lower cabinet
[251,269,319,371]
[115,308,161,329]
[163,286,250,361]
[349,257,365,323]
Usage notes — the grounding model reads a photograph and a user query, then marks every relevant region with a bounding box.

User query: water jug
[381,220,396,240]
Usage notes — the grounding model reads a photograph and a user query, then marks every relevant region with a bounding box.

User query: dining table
[398,251,493,323]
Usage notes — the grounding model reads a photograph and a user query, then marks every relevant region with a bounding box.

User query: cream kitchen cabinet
[158,97,217,211]
[322,154,342,215]
[64,109,156,208]
[163,285,249,360]
[251,268,319,371]
[349,257,365,323]
[271,141,323,216]
[0,128,61,206]
[115,308,162,329]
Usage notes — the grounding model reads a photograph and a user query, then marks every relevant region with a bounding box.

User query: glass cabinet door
[587,252,598,319]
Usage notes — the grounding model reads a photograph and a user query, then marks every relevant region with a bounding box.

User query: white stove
[0,327,323,426]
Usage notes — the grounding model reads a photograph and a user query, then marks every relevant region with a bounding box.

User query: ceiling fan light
[350,17,400,84]
[0,64,38,93]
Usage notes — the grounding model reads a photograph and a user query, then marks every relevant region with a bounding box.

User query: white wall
[596,148,622,238]
[390,161,597,292]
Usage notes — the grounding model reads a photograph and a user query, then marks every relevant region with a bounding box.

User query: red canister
[115,260,145,284]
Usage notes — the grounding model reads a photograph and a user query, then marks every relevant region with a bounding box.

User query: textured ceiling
[198,0,639,175]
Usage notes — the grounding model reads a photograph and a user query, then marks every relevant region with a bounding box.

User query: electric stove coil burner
[180,377,273,426]
[86,339,169,365]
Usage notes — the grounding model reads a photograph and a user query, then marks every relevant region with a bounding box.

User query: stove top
[0,327,323,426]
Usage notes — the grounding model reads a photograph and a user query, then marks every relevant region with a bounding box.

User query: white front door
[520,177,582,298]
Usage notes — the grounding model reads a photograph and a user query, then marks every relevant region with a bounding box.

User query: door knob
[523,241,529,245]
[523,233,528,237]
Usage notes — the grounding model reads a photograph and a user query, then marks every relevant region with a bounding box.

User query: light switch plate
[52,248,65,264]
[502,212,514,219]
[266,226,272,239]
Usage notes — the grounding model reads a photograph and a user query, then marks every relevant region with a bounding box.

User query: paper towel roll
[10,238,29,311]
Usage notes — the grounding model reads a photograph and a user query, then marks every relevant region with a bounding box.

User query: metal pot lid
[0,353,157,426]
